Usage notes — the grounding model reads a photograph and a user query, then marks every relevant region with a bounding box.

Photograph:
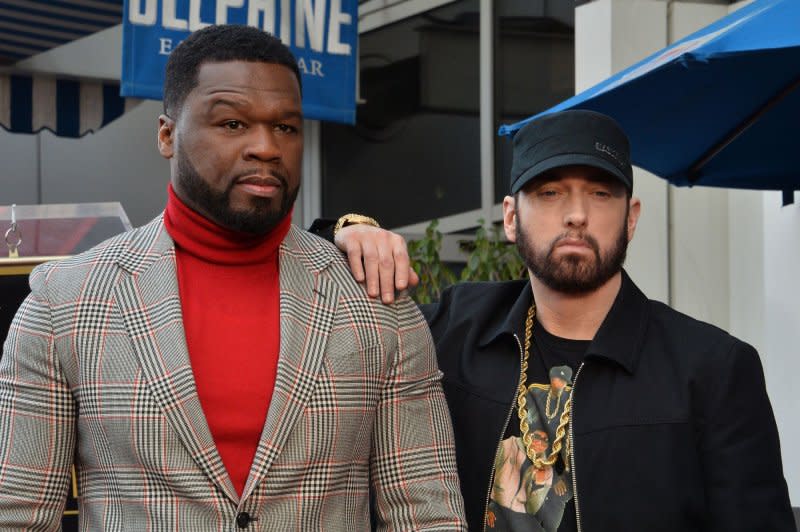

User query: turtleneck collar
[164,184,292,266]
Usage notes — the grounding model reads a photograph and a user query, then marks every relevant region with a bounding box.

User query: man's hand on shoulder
[334,224,419,304]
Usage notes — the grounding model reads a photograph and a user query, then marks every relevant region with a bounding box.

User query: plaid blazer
[0,217,465,531]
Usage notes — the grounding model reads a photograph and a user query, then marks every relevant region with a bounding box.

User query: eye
[275,123,298,134]
[592,189,613,199]
[222,120,244,130]
[538,189,559,198]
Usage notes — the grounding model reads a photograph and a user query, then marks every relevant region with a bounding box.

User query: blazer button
[236,511,254,528]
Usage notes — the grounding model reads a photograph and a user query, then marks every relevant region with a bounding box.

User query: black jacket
[423,271,794,531]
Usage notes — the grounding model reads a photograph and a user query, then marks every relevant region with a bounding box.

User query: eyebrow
[205,98,303,120]
[278,110,304,121]
[207,98,247,112]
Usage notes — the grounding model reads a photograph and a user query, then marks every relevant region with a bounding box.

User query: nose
[563,194,588,228]
[242,125,282,162]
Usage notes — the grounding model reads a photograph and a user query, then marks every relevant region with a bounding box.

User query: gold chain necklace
[517,304,572,469]
[544,391,562,420]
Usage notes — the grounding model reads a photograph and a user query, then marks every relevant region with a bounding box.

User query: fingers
[335,225,414,304]
[392,238,411,293]
[379,232,412,304]
[408,268,420,288]
[344,240,366,283]
[361,241,381,299]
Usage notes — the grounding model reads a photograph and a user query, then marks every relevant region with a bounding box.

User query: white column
[576,0,669,304]
[668,2,731,331]
[298,119,321,228]
[761,194,800,505]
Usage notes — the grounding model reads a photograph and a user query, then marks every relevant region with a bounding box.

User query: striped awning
[0,73,139,137]
[0,1,123,65]
[0,1,134,137]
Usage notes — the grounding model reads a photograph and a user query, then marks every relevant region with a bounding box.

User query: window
[322,0,481,229]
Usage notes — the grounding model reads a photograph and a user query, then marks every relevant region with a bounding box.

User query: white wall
[0,130,39,205]
[762,195,800,504]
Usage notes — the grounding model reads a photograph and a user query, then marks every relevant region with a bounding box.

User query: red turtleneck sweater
[163,185,291,496]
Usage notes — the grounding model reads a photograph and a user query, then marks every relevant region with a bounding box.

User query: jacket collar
[479,270,649,374]
[585,270,649,374]
[479,280,533,347]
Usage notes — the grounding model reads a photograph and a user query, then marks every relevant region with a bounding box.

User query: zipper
[481,333,525,532]
[570,361,586,532]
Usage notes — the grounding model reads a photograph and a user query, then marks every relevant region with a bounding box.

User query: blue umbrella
[499,0,800,196]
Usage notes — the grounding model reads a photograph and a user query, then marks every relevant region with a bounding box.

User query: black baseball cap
[549,365,573,384]
[509,110,633,194]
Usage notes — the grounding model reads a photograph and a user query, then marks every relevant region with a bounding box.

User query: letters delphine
[130,0,353,61]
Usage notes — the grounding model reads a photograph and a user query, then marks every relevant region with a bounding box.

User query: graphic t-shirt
[485,320,589,532]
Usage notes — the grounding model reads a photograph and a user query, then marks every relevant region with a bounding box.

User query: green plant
[407,220,457,304]
[408,219,526,304]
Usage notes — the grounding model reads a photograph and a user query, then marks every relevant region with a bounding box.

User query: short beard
[516,209,629,295]
[174,147,298,234]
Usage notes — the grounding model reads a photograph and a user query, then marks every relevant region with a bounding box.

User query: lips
[556,238,591,248]
[235,174,283,197]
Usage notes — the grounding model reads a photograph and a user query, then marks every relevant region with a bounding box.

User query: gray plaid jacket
[0,217,466,531]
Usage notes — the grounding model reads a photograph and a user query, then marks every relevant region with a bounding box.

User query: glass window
[494,0,574,203]
[321,0,481,229]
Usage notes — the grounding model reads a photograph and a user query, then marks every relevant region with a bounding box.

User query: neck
[164,184,292,265]
[530,271,622,340]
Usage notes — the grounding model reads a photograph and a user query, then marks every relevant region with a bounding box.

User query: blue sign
[121,0,358,124]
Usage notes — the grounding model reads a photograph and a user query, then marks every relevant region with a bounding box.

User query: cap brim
[510,153,632,194]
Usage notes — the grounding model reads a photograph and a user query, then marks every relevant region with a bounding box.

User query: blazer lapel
[114,219,238,503]
[242,226,338,499]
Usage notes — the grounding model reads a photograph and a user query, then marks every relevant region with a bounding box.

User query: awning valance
[0,73,139,137]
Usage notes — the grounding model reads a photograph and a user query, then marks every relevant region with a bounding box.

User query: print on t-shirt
[486,365,574,532]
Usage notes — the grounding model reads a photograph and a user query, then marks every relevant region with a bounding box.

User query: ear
[503,195,517,242]
[627,196,642,242]
[158,114,176,159]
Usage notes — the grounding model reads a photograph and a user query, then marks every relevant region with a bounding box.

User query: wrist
[333,213,380,236]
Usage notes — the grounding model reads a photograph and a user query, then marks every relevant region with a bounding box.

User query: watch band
[333,213,381,236]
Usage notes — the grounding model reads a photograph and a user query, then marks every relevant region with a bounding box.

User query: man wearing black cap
[326,109,794,531]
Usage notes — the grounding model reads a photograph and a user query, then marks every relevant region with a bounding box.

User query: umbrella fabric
[499,0,800,191]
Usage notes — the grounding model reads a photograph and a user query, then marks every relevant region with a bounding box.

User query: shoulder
[647,299,734,343]
[439,279,528,308]
[426,279,528,319]
[283,225,422,319]
[645,298,756,365]
[29,217,165,299]
[282,225,366,294]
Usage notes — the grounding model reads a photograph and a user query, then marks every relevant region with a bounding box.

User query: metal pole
[36,133,42,204]
[479,0,494,223]
[688,76,800,183]
[666,0,674,307]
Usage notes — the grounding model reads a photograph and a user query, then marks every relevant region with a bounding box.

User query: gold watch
[333,213,381,236]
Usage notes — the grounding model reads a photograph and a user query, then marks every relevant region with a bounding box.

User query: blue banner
[121,0,357,124]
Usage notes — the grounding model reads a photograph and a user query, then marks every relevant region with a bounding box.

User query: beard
[516,209,629,295]
[174,147,299,234]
